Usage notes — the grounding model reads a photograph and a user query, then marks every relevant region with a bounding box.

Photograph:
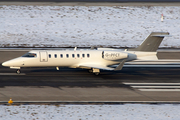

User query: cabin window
[66,54,69,58]
[60,54,63,58]
[54,54,57,58]
[87,54,90,58]
[22,53,37,57]
[77,54,80,58]
[72,54,75,58]
[82,54,85,58]
[49,54,51,58]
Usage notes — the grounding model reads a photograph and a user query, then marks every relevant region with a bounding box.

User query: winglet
[114,59,126,71]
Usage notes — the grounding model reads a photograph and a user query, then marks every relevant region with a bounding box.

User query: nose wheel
[16,69,21,74]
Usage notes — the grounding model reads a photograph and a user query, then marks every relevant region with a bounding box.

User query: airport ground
[1,49,180,104]
[1,1,180,104]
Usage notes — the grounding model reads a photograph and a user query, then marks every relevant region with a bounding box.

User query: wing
[79,60,126,71]
[79,64,114,70]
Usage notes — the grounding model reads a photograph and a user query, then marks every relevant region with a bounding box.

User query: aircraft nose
[2,57,24,67]
[2,61,9,67]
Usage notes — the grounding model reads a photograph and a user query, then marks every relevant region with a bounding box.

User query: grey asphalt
[1,49,180,103]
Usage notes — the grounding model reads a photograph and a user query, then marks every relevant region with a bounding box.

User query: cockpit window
[22,53,37,57]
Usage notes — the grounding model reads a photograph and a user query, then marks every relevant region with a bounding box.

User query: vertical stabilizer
[129,32,170,52]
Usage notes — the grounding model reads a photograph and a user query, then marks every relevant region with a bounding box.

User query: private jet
[2,32,170,75]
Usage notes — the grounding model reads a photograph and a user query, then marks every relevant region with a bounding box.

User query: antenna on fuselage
[74,47,77,51]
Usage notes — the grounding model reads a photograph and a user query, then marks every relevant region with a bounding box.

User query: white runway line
[131,86,180,88]
[123,83,180,91]
[0,73,26,75]
[123,65,180,67]
[123,83,180,85]
[139,89,180,91]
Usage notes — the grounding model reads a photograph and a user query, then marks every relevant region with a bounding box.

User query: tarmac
[0,49,180,103]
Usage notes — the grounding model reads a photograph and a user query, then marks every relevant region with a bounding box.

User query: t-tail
[128,32,171,52]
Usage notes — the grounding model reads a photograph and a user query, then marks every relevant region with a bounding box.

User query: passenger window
[87,54,90,58]
[54,54,57,58]
[82,54,85,58]
[60,54,63,58]
[66,54,69,58]
[72,54,75,58]
[49,54,51,58]
[77,54,80,58]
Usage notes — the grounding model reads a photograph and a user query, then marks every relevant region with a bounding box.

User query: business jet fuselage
[2,32,171,75]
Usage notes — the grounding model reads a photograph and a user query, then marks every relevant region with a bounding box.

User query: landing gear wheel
[16,69,21,74]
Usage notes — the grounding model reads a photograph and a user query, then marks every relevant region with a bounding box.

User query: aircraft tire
[16,69,21,74]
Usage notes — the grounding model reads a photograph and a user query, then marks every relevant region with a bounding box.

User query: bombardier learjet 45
[2,32,170,75]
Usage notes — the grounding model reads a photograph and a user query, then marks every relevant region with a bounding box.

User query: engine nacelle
[102,51,128,61]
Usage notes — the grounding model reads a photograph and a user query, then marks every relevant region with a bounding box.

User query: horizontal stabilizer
[151,35,172,37]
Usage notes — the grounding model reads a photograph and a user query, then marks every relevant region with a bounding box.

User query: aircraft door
[40,51,48,62]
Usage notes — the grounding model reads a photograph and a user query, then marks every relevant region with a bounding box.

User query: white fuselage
[2,49,120,68]
[2,49,157,70]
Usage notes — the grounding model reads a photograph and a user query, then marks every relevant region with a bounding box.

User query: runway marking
[131,86,180,88]
[123,83,180,85]
[0,73,26,75]
[124,65,180,67]
[139,89,180,92]
[123,83,180,91]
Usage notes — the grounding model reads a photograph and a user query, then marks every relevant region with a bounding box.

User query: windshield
[22,53,37,57]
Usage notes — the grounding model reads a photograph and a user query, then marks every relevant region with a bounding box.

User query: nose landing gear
[16,69,21,74]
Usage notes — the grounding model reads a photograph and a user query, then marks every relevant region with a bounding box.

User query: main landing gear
[16,69,21,74]
[89,68,100,75]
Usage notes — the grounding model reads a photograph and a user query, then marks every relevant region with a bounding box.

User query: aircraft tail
[128,32,170,52]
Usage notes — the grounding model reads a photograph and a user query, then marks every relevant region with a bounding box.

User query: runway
[1,49,180,103]
[1,66,180,103]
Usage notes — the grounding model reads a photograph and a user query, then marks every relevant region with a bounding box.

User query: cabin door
[40,51,48,62]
